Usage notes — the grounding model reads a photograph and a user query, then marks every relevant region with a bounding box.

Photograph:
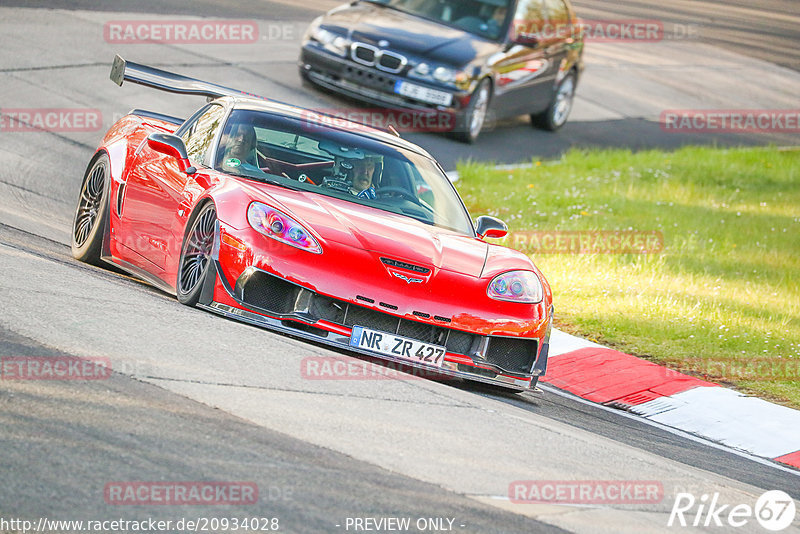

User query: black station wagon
[299,0,584,142]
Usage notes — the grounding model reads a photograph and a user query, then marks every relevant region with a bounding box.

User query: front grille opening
[412,311,430,319]
[433,315,452,323]
[379,302,398,310]
[379,54,402,71]
[398,320,446,345]
[353,45,375,64]
[486,338,538,375]
[356,295,375,304]
[240,271,299,315]
[445,330,475,355]
[309,295,347,323]
[346,304,400,333]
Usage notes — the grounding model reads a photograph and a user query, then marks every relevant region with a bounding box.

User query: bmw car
[71,56,553,392]
[299,0,584,142]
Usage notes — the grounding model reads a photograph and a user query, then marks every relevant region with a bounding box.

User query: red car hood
[249,185,488,278]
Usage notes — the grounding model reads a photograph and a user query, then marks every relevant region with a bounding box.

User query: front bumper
[201,224,551,391]
[299,43,471,126]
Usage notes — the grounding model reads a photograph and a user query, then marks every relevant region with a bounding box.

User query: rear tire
[71,153,110,266]
[177,202,217,306]
[531,72,576,131]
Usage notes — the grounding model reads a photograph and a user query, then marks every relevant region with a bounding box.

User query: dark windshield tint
[367,0,513,40]
[215,109,475,236]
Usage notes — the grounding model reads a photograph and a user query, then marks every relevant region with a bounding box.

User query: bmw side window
[512,0,546,39]
[545,0,569,27]
[180,104,226,166]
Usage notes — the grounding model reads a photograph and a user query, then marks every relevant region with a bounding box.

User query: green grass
[456,146,800,408]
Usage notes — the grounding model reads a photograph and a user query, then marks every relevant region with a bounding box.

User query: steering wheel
[377,186,419,204]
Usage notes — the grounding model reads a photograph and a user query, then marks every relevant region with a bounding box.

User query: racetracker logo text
[1,357,111,380]
[0,108,102,132]
[661,110,800,133]
[300,109,456,134]
[510,230,664,254]
[104,20,258,44]
[509,480,664,504]
[104,482,258,505]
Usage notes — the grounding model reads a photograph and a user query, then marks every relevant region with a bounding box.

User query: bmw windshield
[365,0,512,40]
[215,109,476,236]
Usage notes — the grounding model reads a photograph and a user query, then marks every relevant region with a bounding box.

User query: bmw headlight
[433,66,458,83]
[310,24,349,57]
[247,202,322,254]
[410,63,466,86]
[487,271,543,303]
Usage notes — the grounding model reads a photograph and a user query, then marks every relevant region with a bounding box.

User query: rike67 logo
[669,490,796,531]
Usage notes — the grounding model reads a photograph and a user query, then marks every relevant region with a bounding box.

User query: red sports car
[71,56,553,392]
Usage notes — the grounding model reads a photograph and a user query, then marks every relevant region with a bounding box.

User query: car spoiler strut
[110,54,267,101]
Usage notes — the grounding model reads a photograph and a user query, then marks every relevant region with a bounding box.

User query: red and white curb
[544,329,800,470]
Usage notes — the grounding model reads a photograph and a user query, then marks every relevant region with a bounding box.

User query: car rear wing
[109,55,402,138]
[110,54,266,101]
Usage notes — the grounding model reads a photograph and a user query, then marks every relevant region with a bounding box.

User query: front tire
[531,72,576,131]
[177,202,217,306]
[455,78,491,144]
[71,153,110,266]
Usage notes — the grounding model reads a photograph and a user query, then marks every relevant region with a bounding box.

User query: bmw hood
[319,2,497,66]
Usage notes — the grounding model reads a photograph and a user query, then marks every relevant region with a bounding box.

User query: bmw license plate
[394,80,453,106]
[350,325,446,367]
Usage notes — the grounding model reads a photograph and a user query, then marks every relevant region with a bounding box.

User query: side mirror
[476,215,508,239]
[147,133,195,174]
[512,34,540,46]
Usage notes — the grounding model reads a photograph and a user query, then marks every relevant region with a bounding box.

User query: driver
[220,122,261,172]
[349,156,378,199]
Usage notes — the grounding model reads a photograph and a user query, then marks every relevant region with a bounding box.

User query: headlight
[412,62,431,76]
[433,66,458,83]
[247,202,322,254]
[310,25,349,57]
[487,271,543,303]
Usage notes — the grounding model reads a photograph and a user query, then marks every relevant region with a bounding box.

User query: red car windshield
[214,109,476,236]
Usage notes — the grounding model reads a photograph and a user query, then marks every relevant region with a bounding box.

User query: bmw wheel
[531,72,576,131]
[456,78,491,144]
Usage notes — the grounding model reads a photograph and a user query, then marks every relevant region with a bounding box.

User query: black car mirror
[147,133,196,174]
[476,215,508,239]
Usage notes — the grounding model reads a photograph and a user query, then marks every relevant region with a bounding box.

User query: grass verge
[456,146,800,408]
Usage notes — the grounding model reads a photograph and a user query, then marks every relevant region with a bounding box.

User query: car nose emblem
[378,39,389,48]
[392,272,424,284]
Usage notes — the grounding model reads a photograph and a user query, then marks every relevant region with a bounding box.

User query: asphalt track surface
[1,1,799,533]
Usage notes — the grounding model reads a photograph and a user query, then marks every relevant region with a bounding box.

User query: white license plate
[394,80,453,106]
[349,325,446,367]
